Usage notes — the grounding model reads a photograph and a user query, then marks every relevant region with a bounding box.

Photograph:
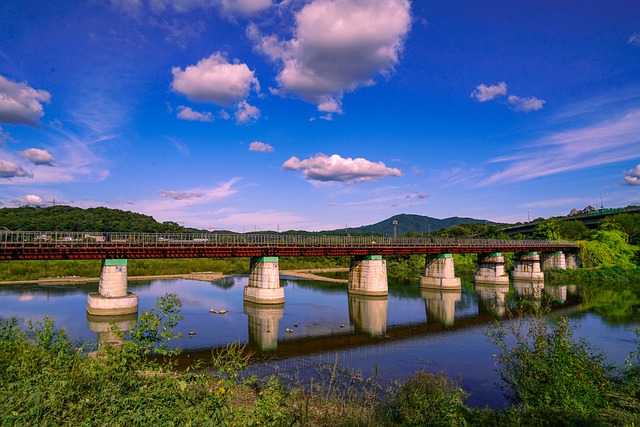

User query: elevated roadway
[502,205,640,236]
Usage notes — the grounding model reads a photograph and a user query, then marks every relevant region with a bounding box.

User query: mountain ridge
[0,206,498,235]
[335,213,500,236]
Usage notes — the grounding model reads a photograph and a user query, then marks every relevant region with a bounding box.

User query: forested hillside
[343,213,499,236]
[0,206,192,233]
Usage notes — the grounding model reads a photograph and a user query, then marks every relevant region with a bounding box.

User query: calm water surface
[1,276,638,408]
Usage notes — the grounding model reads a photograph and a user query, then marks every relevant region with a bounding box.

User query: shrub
[486,311,614,413]
[384,370,469,426]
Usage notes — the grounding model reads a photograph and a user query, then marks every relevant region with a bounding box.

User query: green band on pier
[251,256,279,263]
[102,259,127,266]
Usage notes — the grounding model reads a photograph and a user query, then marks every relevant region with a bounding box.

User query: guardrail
[0,231,577,250]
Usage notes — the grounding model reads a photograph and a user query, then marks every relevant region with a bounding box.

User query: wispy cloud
[176,106,213,122]
[507,95,545,112]
[105,178,242,227]
[481,110,640,186]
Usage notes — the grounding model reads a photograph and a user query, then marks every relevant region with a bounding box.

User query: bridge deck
[0,232,577,260]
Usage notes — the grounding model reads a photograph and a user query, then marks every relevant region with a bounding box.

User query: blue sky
[1,0,639,232]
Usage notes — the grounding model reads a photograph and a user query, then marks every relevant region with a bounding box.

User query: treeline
[0,205,193,233]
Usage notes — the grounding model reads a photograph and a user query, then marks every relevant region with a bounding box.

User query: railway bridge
[0,231,578,317]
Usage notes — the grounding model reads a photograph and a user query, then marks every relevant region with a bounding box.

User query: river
[0,275,638,408]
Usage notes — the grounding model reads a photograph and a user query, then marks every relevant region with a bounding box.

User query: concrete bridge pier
[511,252,544,282]
[348,255,388,296]
[87,259,138,316]
[244,257,285,304]
[474,253,509,284]
[244,301,284,351]
[420,288,461,327]
[419,254,461,289]
[565,252,580,269]
[348,294,388,336]
[542,251,567,270]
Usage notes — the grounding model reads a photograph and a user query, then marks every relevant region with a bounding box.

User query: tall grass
[2,296,640,426]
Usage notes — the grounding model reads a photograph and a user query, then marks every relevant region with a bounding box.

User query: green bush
[384,370,469,426]
[486,312,614,412]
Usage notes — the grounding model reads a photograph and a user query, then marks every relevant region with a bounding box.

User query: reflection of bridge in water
[0,231,579,320]
[171,282,581,367]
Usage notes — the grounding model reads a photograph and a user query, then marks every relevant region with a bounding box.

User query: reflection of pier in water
[348,294,388,336]
[475,284,510,317]
[174,299,581,369]
[87,312,138,350]
[421,288,461,326]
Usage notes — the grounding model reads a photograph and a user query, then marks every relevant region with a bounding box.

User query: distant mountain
[338,213,499,236]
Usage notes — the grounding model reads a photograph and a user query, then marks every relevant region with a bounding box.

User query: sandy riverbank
[280,268,349,283]
[0,268,349,285]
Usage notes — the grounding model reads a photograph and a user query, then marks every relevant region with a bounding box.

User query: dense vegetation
[0,205,193,233]
[1,295,639,426]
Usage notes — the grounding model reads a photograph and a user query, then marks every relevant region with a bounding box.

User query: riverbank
[280,267,349,283]
[0,268,349,285]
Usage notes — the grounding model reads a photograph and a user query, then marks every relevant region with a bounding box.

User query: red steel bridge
[0,231,578,260]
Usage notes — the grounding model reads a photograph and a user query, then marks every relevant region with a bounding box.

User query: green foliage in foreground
[2,296,640,426]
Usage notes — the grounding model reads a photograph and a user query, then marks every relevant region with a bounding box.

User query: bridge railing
[0,231,576,250]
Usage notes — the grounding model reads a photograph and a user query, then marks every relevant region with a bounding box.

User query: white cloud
[0,75,51,126]
[481,110,640,186]
[176,106,213,122]
[628,32,640,47]
[18,148,56,165]
[220,0,272,14]
[624,164,640,186]
[234,100,260,124]
[472,81,545,112]
[471,82,507,102]
[20,194,44,206]
[282,153,402,183]
[171,52,259,107]
[508,95,545,112]
[0,159,32,179]
[249,141,274,152]
[254,0,411,114]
